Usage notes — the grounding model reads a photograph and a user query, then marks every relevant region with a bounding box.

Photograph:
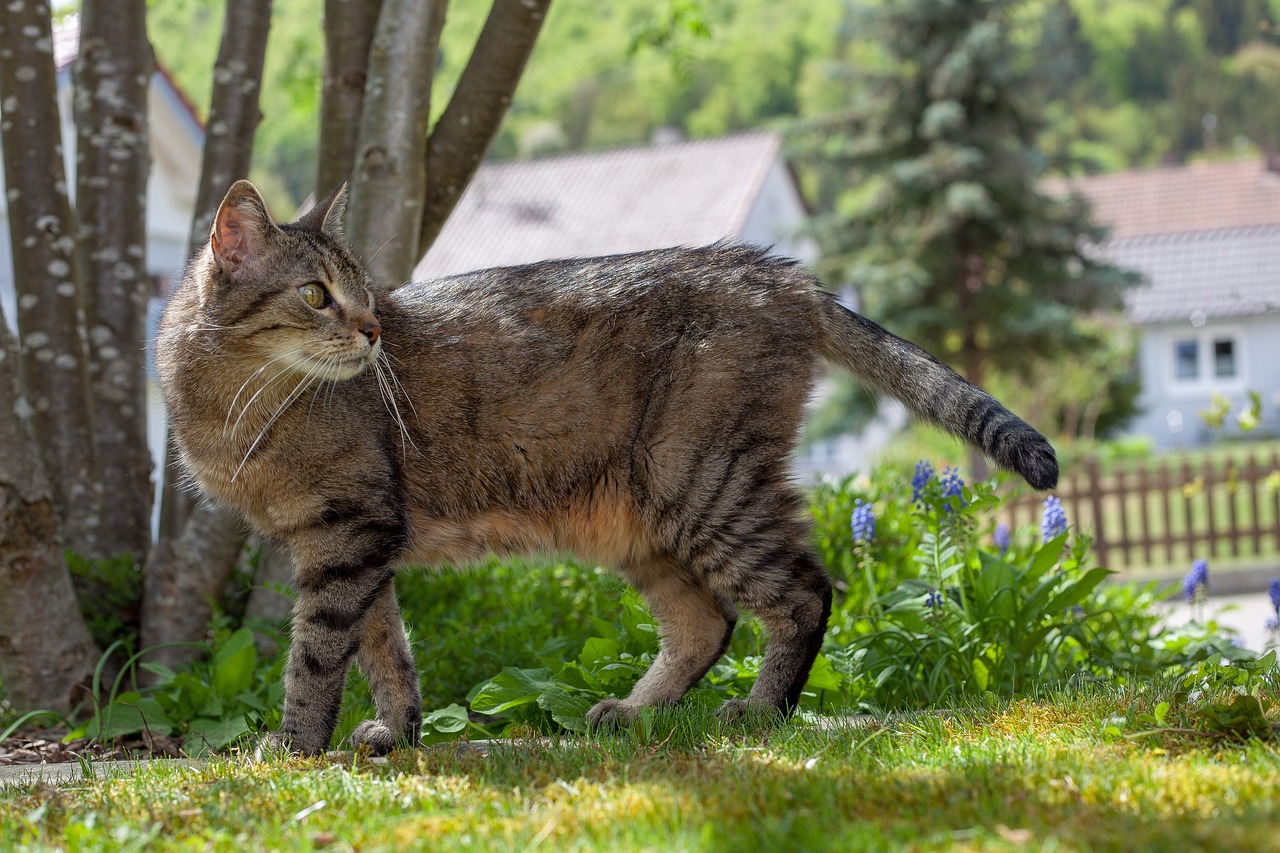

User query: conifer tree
[796,0,1133,467]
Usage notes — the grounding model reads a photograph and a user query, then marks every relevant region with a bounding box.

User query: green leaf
[804,653,843,693]
[578,636,620,667]
[424,703,469,734]
[212,628,257,700]
[538,687,595,732]
[469,667,553,715]
[87,696,174,741]
[185,715,251,753]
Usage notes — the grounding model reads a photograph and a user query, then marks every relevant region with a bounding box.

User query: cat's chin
[281,351,375,382]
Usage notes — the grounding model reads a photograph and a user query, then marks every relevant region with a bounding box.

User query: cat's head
[198,180,380,381]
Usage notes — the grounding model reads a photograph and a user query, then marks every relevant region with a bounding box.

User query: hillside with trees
[149,0,1280,212]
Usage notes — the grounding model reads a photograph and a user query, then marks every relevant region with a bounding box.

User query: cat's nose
[360,320,381,345]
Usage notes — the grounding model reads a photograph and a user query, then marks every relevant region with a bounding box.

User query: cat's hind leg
[586,558,737,730]
[687,498,833,721]
[350,582,422,754]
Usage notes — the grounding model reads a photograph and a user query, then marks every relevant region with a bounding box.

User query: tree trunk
[141,503,250,672]
[243,537,295,656]
[0,0,102,559]
[316,0,383,196]
[346,0,445,283]
[74,0,155,561]
[0,318,101,714]
[418,0,552,253]
[144,0,272,668]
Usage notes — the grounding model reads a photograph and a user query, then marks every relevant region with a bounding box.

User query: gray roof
[1109,226,1280,325]
[414,131,785,279]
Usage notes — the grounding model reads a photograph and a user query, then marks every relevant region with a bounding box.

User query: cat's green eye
[298,282,328,309]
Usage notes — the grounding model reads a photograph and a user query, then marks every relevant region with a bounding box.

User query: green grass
[5,689,1279,852]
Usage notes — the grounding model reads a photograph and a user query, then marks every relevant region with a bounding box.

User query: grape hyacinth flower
[911,460,935,503]
[939,466,966,512]
[851,498,876,543]
[1183,559,1209,603]
[1041,495,1067,542]
[994,522,1011,556]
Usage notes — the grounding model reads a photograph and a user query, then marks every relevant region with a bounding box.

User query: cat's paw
[716,698,786,728]
[585,698,636,731]
[1002,430,1059,491]
[250,731,295,761]
[349,719,402,755]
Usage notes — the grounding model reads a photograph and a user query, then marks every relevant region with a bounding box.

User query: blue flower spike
[994,522,1011,556]
[1041,495,1067,542]
[851,498,876,543]
[911,460,935,504]
[1183,559,1209,603]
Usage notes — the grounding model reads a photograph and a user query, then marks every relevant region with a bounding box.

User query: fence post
[1085,457,1107,568]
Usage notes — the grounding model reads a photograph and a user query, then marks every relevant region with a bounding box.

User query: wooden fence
[1004,448,1280,571]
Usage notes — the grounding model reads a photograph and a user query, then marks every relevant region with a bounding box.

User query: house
[0,15,203,481]
[1065,159,1280,448]
[415,130,818,278]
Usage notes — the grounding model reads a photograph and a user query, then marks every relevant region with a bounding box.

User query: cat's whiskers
[379,348,420,423]
[226,355,302,439]
[232,355,331,482]
[372,352,417,459]
[224,354,294,437]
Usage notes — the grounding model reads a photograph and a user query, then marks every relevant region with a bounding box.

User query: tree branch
[316,0,383,196]
[418,0,552,255]
[345,0,445,285]
[74,0,155,560]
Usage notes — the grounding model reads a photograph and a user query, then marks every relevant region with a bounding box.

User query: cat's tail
[815,292,1058,490]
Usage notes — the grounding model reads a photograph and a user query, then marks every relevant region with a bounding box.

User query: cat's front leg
[349,582,422,754]
[264,533,402,756]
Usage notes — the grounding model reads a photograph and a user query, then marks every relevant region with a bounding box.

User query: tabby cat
[156,180,1057,756]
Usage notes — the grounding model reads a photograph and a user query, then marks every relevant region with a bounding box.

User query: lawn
[4,691,1279,851]
[4,461,1278,851]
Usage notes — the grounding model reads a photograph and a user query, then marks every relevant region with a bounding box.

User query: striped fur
[157,181,1057,756]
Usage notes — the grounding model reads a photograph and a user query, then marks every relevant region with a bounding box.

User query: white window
[1168,327,1246,393]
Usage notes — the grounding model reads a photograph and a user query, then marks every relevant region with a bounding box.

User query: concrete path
[1162,590,1278,653]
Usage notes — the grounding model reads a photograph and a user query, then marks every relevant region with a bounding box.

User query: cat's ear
[210,180,277,278]
[294,183,348,241]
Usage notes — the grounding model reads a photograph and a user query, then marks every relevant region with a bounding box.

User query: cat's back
[383,244,820,337]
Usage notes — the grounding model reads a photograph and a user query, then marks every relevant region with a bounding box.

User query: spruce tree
[795,0,1133,468]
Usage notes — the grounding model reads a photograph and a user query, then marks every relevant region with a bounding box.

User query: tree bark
[243,537,295,656]
[0,316,101,713]
[316,0,383,197]
[0,1,102,559]
[74,0,155,561]
[141,503,250,672]
[346,0,445,284]
[419,0,552,254]
[145,0,272,668]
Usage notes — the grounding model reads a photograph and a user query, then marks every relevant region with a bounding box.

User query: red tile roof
[1055,158,1280,238]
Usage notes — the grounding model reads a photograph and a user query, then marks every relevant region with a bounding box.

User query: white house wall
[740,159,818,265]
[1132,314,1280,447]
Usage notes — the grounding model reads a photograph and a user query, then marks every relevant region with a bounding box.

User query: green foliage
[66,551,142,651]
[65,626,282,755]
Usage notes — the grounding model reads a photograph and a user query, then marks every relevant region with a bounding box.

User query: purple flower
[925,589,944,608]
[911,460,934,503]
[851,498,876,543]
[1183,559,1209,603]
[1269,577,1280,613]
[1041,496,1067,542]
[1267,615,1280,633]
[940,466,964,500]
[994,522,1011,556]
